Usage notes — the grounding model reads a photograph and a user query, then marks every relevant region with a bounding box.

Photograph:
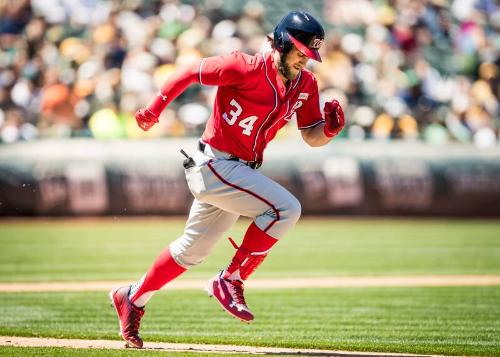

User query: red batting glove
[323,99,345,138]
[135,108,159,131]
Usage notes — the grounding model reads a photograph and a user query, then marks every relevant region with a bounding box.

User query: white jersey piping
[298,119,325,130]
[251,52,278,162]
[198,58,206,85]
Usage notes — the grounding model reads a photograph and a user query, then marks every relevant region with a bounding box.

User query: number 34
[223,99,258,136]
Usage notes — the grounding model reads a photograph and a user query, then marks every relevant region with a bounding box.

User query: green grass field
[1,287,499,356]
[0,218,499,356]
[1,218,499,281]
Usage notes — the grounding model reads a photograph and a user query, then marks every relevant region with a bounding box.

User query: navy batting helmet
[273,11,325,62]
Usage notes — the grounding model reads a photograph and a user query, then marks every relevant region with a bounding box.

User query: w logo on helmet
[311,38,324,49]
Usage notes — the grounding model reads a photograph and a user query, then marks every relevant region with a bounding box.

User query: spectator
[0,0,498,147]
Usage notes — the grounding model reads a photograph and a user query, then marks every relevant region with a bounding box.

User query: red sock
[129,246,186,307]
[241,222,278,253]
[224,222,278,281]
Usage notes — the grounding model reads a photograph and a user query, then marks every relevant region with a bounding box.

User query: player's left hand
[323,99,345,138]
[135,108,159,131]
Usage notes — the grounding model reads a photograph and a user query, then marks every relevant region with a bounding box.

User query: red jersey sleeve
[146,52,248,116]
[296,75,324,130]
[198,51,247,87]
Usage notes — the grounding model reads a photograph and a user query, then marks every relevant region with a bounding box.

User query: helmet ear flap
[281,32,293,55]
[273,30,292,55]
[273,28,283,52]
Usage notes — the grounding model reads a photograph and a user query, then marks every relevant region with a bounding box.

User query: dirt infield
[1,275,499,292]
[0,336,446,356]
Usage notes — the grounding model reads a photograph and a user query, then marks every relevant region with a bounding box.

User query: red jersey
[199,51,324,163]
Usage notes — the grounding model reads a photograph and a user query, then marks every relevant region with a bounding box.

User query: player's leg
[198,160,301,239]
[198,160,301,321]
[128,199,239,306]
[110,198,238,348]
[205,221,278,322]
[169,199,240,268]
[205,159,301,235]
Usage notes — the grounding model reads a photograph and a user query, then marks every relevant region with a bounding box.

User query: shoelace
[227,279,247,306]
[224,237,245,276]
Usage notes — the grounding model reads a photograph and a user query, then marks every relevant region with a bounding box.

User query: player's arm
[135,53,245,131]
[135,62,200,131]
[301,100,345,147]
[301,122,331,147]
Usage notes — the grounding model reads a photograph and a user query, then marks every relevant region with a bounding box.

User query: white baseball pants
[169,144,301,268]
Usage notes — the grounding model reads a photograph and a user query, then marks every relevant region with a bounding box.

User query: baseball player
[110,11,345,348]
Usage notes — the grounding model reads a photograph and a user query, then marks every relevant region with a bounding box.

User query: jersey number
[223,99,258,136]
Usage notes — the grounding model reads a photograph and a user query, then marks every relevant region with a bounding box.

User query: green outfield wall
[1,138,499,216]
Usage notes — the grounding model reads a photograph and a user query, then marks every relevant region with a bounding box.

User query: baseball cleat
[206,271,254,323]
[109,286,145,349]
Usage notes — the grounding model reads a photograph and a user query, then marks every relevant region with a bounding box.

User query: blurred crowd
[0,0,499,147]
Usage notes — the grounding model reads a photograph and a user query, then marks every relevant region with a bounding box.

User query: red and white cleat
[109,286,145,348]
[206,271,254,323]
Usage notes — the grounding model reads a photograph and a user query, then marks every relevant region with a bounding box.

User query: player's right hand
[135,108,159,131]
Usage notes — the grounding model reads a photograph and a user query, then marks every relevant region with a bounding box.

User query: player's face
[279,46,309,80]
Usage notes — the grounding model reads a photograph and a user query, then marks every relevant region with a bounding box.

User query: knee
[281,195,301,225]
[169,236,206,268]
